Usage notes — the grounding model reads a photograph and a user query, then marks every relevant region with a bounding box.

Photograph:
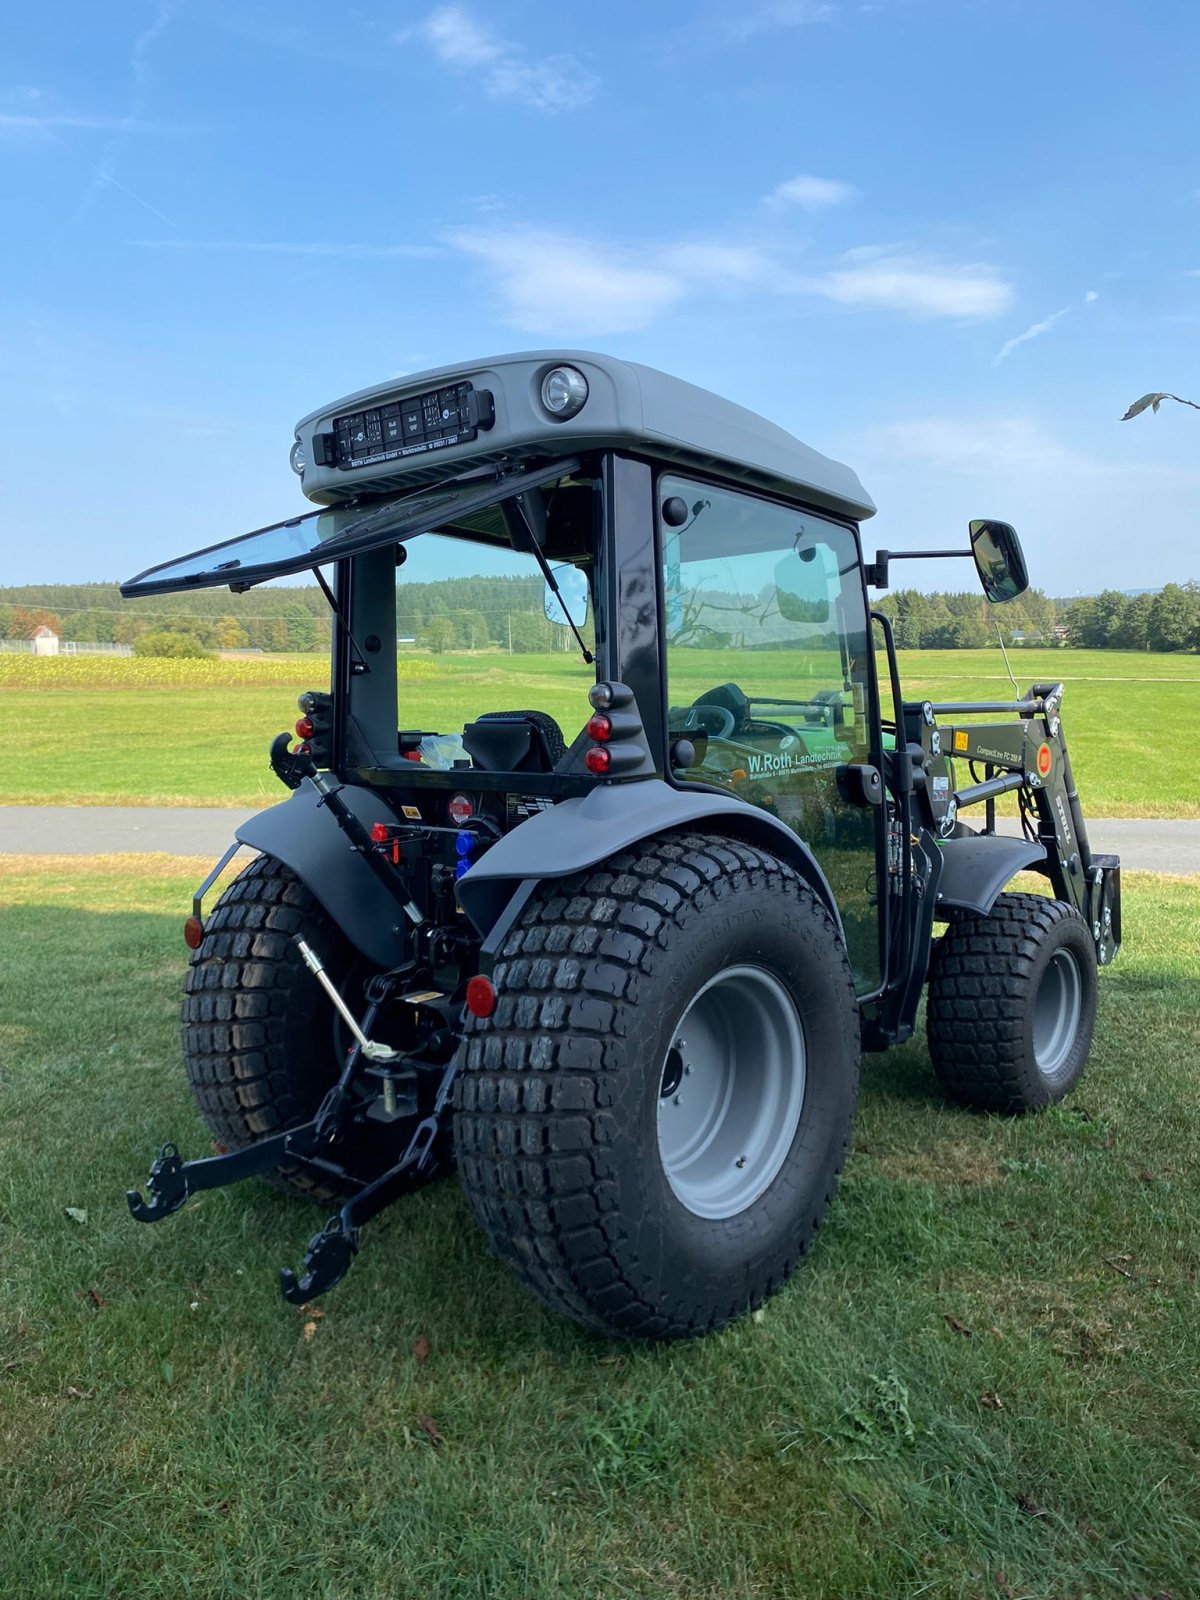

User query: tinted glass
[120,461,574,598]
[661,476,881,991]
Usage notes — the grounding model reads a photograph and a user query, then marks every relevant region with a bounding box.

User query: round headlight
[289,439,307,476]
[540,365,589,420]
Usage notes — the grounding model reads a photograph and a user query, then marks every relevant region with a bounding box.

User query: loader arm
[902,682,1121,968]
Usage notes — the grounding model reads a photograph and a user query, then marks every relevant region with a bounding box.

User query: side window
[660,475,881,992]
[661,478,872,790]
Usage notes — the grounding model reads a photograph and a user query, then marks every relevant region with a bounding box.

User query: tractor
[122,352,1121,1339]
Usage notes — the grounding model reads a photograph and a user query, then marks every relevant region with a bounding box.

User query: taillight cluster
[582,682,646,777]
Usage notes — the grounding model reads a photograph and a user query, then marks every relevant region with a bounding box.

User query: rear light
[183,915,204,950]
[588,682,616,711]
[447,793,473,825]
[295,716,314,739]
[585,746,611,775]
[586,713,613,742]
[465,975,497,1018]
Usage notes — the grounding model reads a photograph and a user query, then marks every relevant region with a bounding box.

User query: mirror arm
[866,548,974,589]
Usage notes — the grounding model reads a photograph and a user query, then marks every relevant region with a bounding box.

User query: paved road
[2,805,1200,874]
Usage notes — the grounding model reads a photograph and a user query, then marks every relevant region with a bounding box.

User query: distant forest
[1,576,1198,653]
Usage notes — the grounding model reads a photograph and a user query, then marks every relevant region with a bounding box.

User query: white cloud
[448,226,1015,334]
[728,2,835,41]
[765,174,858,210]
[991,289,1099,366]
[401,7,596,113]
[447,228,685,334]
[658,242,775,285]
[803,252,1014,318]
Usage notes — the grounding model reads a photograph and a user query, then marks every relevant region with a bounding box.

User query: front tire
[453,833,860,1340]
[926,892,1098,1113]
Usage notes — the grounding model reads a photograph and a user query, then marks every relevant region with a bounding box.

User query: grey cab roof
[296,350,876,522]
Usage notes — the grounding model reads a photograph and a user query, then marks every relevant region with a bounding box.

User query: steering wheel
[678,701,737,741]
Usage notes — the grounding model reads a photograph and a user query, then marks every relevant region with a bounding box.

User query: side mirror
[544,564,590,626]
[774,550,832,624]
[969,520,1029,604]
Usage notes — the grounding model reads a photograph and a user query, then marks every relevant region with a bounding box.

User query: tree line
[3,576,1198,655]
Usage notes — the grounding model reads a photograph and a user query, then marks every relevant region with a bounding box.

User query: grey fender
[456,778,843,943]
[236,785,407,970]
[935,832,1047,918]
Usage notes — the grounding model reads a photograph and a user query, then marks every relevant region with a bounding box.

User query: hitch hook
[280,1217,359,1305]
[126,1143,190,1223]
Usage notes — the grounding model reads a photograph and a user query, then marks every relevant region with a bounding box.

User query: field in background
[4,646,1198,814]
[1,857,1198,1599]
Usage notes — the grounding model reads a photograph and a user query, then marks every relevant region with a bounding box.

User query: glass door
[660,475,882,993]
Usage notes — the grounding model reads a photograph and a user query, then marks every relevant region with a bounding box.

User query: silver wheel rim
[656,965,806,1221]
[1032,948,1083,1079]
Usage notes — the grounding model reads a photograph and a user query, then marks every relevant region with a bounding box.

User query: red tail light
[465,975,497,1018]
[586,713,613,742]
[584,746,611,775]
[295,716,314,739]
[183,915,204,950]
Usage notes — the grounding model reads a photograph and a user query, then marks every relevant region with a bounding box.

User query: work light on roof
[289,439,307,476]
[540,365,588,420]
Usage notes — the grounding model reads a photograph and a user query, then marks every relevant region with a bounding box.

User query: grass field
[2,856,1199,1599]
[3,646,1199,815]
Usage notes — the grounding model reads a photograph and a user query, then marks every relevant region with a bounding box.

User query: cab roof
[294,350,875,523]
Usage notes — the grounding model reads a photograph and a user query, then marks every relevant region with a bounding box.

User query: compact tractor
[122,352,1121,1339]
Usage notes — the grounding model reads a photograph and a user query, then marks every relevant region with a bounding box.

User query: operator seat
[462,710,568,774]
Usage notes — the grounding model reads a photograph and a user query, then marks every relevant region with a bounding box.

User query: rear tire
[182,853,450,1204]
[453,833,860,1340]
[926,892,1098,1114]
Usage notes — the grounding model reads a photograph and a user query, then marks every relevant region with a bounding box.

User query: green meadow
[1,856,1198,1599]
[3,647,1198,815]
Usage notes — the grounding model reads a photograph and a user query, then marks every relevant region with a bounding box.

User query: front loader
[120,351,1120,1339]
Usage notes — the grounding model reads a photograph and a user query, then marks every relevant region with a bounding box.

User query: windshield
[120,459,578,598]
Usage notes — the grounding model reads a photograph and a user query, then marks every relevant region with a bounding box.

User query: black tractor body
[121,352,1120,1338]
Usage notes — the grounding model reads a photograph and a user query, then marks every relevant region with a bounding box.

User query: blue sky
[2,0,1198,595]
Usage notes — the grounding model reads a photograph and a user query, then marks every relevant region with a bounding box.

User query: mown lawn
[2,647,1198,816]
[2,856,1198,1599]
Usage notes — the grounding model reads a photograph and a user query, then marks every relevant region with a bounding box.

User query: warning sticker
[1036,744,1053,778]
[953,730,969,753]
[402,805,421,819]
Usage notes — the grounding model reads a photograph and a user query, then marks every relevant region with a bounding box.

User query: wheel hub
[656,965,806,1221]
[1032,947,1083,1079]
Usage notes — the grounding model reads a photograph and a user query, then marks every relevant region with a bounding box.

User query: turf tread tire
[926,891,1097,1114]
[452,831,860,1340]
[182,854,448,1204]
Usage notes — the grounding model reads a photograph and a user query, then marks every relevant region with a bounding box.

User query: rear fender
[236,786,407,970]
[456,778,842,943]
